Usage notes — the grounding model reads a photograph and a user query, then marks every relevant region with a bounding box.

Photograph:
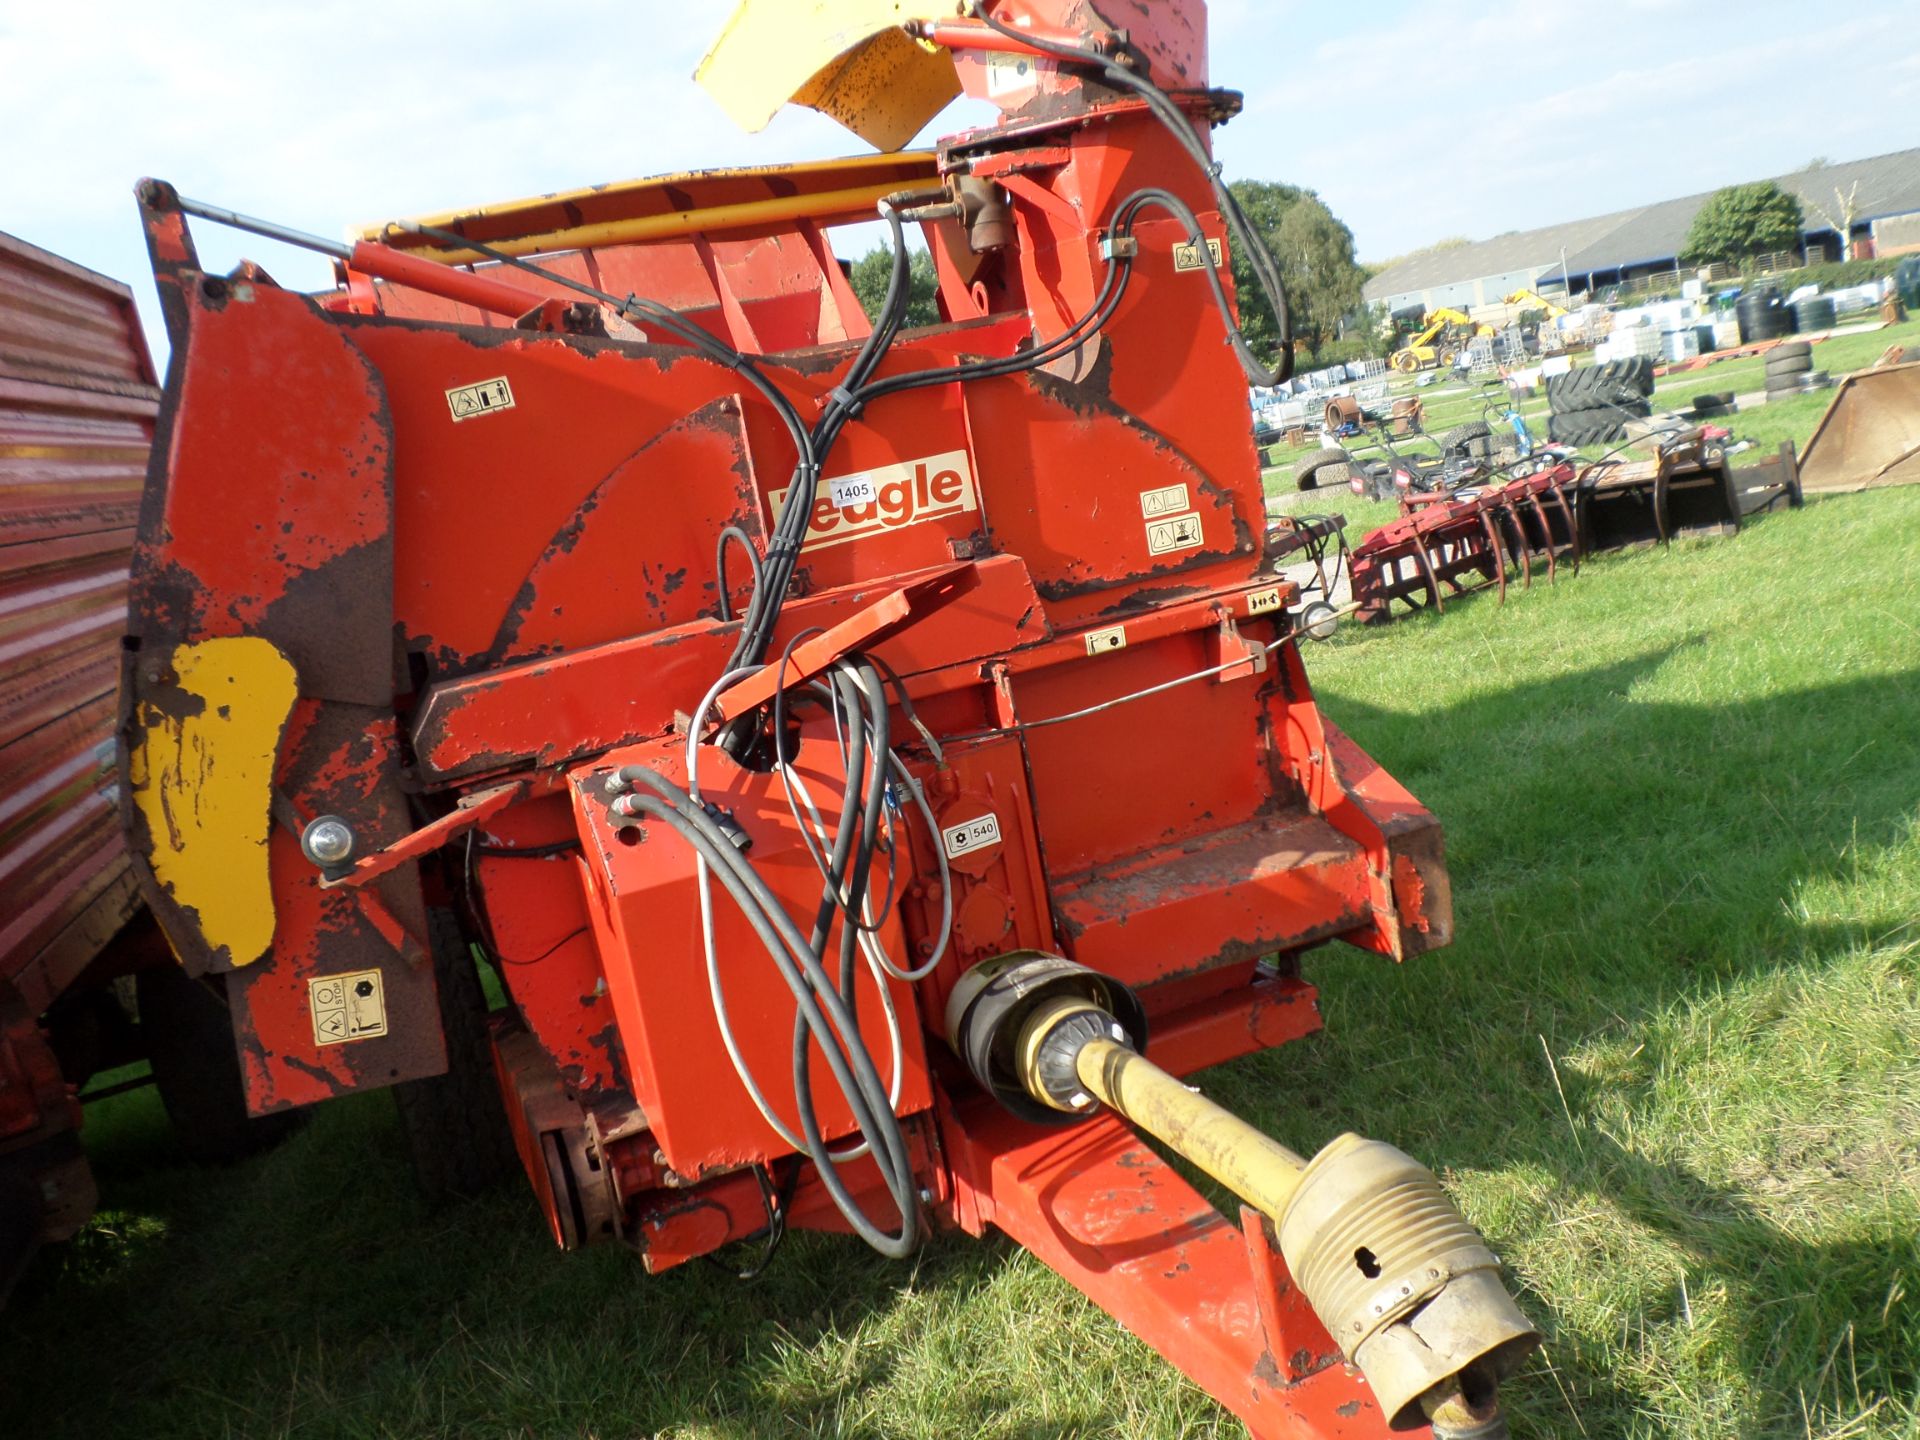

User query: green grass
[5,494,1919,1439]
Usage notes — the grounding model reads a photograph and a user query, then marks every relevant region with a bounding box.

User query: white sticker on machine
[309,970,388,1047]
[942,812,1003,859]
[985,51,1041,97]
[1139,483,1190,518]
[1146,511,1205,556]
[445,377,515,422]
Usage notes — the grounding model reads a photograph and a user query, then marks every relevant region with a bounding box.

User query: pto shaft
[1032,1000,1311,1220]
[949,953,1541,1437]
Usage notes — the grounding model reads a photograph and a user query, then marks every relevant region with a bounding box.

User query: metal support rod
[171,192,549,319]
[1072,1035,1309,1220]
[173,195,352,259]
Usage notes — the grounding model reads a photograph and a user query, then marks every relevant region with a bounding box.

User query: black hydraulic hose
[715,525,763,623]
[966,0,1293,383]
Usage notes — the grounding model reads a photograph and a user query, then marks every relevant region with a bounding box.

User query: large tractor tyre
[1294,448,1351,490]
[392,907,518,1206]
[1545,358,1655,411]
[1765,352,1812,378]
[1392,351,1419,374]
[1547,407,1629,447]
[136,964,304,1164]
[1440,420,1494,461]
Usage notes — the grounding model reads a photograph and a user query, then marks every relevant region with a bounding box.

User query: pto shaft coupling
[947,954,1541,1436]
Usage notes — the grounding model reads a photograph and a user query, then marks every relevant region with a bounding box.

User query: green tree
[1681,181,1805,266]
[847,246,942,330]
[1225,181,1367,362]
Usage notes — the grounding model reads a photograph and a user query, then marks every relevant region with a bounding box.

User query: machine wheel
[1296,600,1340,641]
[1439,420,1494,461]
[1438,347,1458,368]
[1293,448,1350,490]
[1393,351,1419,374]
[392,907,518,1206]
[136,964,304,1164]
[1546,407,1630,446]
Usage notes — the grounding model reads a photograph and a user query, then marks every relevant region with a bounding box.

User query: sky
[5,0,1916,362]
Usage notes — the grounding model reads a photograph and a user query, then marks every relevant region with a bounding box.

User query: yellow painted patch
[131,637,297,967]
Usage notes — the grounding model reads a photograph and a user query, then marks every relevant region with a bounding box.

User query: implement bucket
[1798,362,1920,494]
[1576,432,1740,553]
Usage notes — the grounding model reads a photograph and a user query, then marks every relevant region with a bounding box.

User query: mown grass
[4,492,1918,1440]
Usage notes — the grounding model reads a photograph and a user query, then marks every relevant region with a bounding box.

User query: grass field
[5,489,1918,1437]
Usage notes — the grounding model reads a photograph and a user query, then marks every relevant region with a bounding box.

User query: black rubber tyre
[137,965,304,1164]
[1764,375,1804,396]
[392,907,518,1206]
[1800,371,1832,389]
[1547,406,1635,446]
[1765,352,1812,378]
[1439,420,1494,461]
[1544,358,1655,412]
[1293,448,1350,491]
[1769,341,1812,362]
[1791,300,1835,333]
[1691,397,1728,418]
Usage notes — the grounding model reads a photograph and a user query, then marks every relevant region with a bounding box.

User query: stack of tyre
[1544,357,1655,447]
[1763,341,1829,398]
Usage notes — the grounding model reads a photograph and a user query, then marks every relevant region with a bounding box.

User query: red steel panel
[0,231,157,1000]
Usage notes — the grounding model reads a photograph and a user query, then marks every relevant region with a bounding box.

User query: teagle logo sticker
[770,450,979,553]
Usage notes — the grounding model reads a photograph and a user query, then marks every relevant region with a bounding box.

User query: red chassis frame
[120,5,1459,1435]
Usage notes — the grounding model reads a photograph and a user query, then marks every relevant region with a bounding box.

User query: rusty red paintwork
[118,3,1466,1434]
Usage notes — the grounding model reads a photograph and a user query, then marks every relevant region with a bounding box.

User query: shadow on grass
[5,639,1916,1440]
[1251,641,1920,1435]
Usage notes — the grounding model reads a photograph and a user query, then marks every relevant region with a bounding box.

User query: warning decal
[1248,588,1285,616]
[1173,237,1226,272]
[1085,625,1127,656]
[446,377,515,422]
[309,970,388,1047]
[1146,512,1205,556]
[942,813,1003,859]
[1140,483,1190,519]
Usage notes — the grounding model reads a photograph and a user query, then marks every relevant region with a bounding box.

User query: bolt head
[301,816,356,867]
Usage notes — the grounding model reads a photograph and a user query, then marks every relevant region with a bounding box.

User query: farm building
[1365,146,1920,316]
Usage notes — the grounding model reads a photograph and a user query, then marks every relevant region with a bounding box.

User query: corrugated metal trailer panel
[0,231,157,1015]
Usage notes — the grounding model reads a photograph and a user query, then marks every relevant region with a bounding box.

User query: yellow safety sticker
[309,970,388,1046]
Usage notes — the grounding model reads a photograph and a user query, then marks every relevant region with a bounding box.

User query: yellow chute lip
[695,1,969,152]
